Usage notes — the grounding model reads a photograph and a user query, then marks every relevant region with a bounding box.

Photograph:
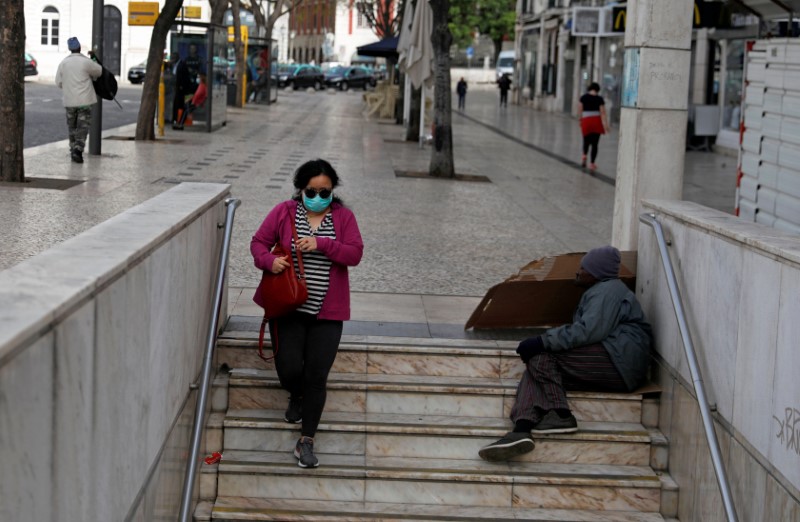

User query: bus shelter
[166,21,228,131]
[243,36,278,105]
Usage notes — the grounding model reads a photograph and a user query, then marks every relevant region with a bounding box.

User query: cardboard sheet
[465,251,637,330]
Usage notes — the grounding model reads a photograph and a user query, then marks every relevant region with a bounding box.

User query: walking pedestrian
[456,77,468,110]
[578,82,611,172]
[250,159,364,469]
[478,246,652,462]
[55,37,102,164]
[497,73,511,108]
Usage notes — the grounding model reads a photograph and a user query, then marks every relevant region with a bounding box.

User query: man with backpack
[55,37,102,164]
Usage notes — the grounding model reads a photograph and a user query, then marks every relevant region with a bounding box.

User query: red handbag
[258,218,307,361]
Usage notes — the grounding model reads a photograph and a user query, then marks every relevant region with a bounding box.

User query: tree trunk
[428,0,454,178]
[0,0,25,182]
[231,0,245,108]
[404,86,421,141]
[135,0,185,140]
[493,38,502,66]
[210,0,227,25]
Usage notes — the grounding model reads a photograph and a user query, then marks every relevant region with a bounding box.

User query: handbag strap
[258,317,276,362]
[290,217,306,279]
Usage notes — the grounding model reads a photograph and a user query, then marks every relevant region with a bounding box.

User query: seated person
[479,245,653,461]
[173,73,207,130]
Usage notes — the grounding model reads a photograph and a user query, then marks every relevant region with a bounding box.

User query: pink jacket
[250,200,363,320]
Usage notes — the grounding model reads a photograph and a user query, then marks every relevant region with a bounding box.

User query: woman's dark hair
[292,159,344,205]
[587,82,601,93]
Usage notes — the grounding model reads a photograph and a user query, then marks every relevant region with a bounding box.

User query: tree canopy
[448,0,515,62]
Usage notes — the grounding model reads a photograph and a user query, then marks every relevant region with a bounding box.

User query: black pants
[500,91,508,106]
[582,133,601,162]
[269,312,343,438]
[458,94,465,109]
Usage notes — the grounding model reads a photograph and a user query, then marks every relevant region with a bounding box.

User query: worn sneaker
[478,431,535,462]
[284,396,302,424]
[531,410,578,435]
[70,150,83,164]
[294,436,319,468]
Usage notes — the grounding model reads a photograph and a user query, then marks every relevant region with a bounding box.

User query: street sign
[128,1,159,26]
[182,6,201,19]
[228,25,249,43]
[622,48,640,108]
[466,46,474,59]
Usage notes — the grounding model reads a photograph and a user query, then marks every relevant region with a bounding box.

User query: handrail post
[639,212,738,522]
[178,197,241,522]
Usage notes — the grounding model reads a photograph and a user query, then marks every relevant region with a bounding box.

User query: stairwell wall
[637,199,800,521]
[0,183,230,522]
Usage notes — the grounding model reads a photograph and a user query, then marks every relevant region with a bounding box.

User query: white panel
[741,131,761,155]
[756,210,777,226]
[781,94,800,118]
[777,167,800,199]
[741,152,760,178]
[759,161,779,189]
[782,67,800,91]
[764,67,784,89]
[757,186,779,214]
[762,113,782,139]
[744,107,763,130]
[773,218,800,234]
[780,115,800,147]
[739,174,759,202]
[775,192,800,226]
[747,62,766,81]
[745,84,765,107]
[763,92,783,113]
[778,142,800,169]
[738,198,757,221]
[760,139,780,164]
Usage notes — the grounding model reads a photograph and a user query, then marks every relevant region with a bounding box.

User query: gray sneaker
[284,396,302,424]
[478,431,535,461]
[294,436,319,468]
[531,410,578,435]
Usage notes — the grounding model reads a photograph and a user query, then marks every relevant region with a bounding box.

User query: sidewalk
[1,89,735,334]
[458,89,739,213]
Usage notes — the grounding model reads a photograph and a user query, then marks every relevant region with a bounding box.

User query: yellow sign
[227,25,249,43]
[182,6,201,19]
[128,1,159,26]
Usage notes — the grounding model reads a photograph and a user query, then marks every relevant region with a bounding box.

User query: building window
[41,6,60,46]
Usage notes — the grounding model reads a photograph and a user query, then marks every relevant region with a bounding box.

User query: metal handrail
[639,213,738,522]
[178,197,241,522]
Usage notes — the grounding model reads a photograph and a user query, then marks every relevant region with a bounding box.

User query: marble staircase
[197,333,678,521]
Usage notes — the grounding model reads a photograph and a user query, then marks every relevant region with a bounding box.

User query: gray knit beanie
[581,246,621,280]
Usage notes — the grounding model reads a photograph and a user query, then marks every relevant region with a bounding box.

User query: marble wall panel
[0,334,54,522]
[729,436,768,521]
[772,264,800,489]
[690,418,730,522]
[732,251,781,460]
[765,474,800,521]
[669,384,701,522]
[92,264,153,521]
[653,362,676,441]
[54,301,95,522]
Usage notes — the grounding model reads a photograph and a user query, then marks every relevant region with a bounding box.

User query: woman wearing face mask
[250,158,364,468]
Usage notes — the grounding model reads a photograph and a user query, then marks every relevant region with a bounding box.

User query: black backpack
[93,67,118,101]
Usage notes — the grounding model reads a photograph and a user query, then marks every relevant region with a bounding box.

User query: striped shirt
[293,204,335,315]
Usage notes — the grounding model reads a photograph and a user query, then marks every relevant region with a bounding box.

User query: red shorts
[581,115,605,136]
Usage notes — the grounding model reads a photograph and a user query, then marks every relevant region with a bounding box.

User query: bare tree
[0,0,25,181]
[429,0,454,177]
[356,0,404,38]
[135,0,186,140]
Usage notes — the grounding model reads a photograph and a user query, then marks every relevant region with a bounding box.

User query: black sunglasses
[304,188,332,199]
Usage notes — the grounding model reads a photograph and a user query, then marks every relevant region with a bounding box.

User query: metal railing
[178,197,241,522]
[639,213,738,522]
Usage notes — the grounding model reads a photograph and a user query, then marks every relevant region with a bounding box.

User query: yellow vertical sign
[128,1,159,26]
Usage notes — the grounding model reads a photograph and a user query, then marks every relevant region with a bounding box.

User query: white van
[496,50,515,80]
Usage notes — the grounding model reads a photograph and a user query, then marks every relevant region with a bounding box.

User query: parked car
[128,61,146,84]
[286,64,324,90]
[277,64,298,88]
[325,66,376,91]
[24,53,38,76]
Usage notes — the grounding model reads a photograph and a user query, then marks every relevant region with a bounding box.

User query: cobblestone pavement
[4,88,729,297]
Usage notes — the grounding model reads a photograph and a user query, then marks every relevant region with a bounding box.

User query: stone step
[216,450,664,512]
[209,496,668,521]
[228,369,646,424]
[216,335,524,379]
[222,409,656,467]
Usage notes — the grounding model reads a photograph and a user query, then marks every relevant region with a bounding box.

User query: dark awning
[356,36,399,58]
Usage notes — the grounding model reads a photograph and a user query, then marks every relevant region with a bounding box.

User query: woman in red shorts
[578,82,611,172]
